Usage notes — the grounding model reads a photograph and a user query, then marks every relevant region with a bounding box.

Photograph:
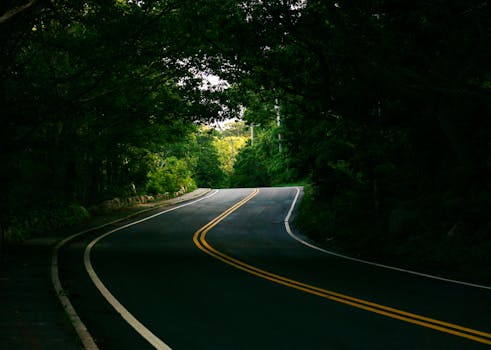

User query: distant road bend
[59,187,491,349]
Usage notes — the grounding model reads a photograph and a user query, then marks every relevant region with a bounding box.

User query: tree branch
[0,0,38,24]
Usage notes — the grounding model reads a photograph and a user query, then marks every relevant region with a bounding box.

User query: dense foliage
[230,123,294,188]
[222,0,490,279]
[0,1,238,239]
[2,0,490,279]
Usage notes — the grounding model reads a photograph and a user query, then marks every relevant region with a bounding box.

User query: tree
[145,156,196,195]
[0,0,241,239]
[194,0,491,273]
[2,0,490,277]
[194,132,227,188]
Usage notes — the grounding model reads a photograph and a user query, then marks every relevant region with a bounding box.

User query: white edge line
[51,189,218,350]
[84,189,220,350]
[284,187,491,291]
[52,237,99,350]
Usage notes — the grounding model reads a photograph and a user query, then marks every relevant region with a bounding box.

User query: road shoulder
[0,188,211,350]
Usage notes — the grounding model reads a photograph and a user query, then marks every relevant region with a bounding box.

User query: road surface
[58,187,491,349]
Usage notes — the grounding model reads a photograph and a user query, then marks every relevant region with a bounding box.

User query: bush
[5,203,91,241]
[145,156,196,195]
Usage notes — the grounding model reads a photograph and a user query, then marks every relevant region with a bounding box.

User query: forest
[1,0,490,281]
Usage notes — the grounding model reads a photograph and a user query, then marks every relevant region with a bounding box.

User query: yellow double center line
[193,189,491,346]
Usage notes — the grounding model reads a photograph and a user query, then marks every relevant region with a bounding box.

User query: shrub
[145,156,196,195]
[5,203,91,241]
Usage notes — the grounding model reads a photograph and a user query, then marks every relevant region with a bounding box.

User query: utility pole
[250,124,254,146]
[275,98,282,153]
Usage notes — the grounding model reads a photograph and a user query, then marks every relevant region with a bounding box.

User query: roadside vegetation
[1,120,244,241]
[225,1,491,283]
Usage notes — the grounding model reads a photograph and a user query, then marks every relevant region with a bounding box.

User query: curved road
[59,187,491,349]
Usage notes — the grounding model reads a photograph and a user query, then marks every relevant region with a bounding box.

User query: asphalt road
[59,187,491,349]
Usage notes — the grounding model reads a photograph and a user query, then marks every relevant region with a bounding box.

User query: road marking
[285,187,491,290]
[193,187,491,346]
[52,189,215,350]
[52,241,99,350]
[83,189,220,350]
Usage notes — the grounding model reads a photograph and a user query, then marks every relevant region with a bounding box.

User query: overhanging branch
[0,0,38,24]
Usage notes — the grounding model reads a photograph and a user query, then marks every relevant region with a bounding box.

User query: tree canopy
[239,1,490,279]
[2,0,490,278]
